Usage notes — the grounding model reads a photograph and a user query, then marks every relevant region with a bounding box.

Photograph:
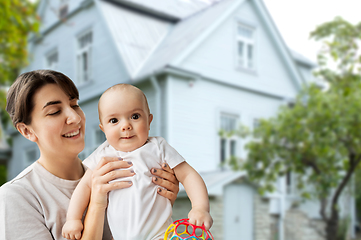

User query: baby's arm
[62,169,92,240]
[173,162,213,230]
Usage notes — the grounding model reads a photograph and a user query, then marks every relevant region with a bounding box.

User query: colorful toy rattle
[164,218,214,240]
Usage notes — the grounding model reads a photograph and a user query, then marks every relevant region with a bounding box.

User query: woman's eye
[72,105,80,109]
[109,118,118,124]
[48,110,60,116]
[131,114,140,120]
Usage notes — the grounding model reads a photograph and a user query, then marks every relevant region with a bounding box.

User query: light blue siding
[180,1,298,100]
[26,4,130,102]
[166,75,284,173]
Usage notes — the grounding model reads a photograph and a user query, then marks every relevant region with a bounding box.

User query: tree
[0,0,39,185]
[0,0,39,86]
[227,17,361,240]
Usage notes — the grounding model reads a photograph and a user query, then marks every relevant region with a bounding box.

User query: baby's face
[99,88,152,152]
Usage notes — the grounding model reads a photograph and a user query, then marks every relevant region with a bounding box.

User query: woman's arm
[0,185,54,240]
[151,163,179,205]
[80,157,135,240]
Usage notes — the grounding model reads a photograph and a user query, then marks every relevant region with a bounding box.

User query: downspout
[279,177,286,240]
[150,76,161,137]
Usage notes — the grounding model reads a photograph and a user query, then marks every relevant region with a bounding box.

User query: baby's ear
[17,123,37,142]
[148,114,153,127]
[99,123,104,132]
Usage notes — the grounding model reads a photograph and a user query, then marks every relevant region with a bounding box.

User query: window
[46,50,58,70]
[236,24,256,70]
[220,113,239,164]
[77,30,92,84]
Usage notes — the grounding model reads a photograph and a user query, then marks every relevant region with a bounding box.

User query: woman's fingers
[91,157,135,196]
[155,186,177,204]
[93,157,131,176]
[151,163,178,185]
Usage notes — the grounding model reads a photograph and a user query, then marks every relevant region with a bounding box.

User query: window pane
[220,139,226,163]
[230,140,237,156]
[221,114,237,132]
[77,31,92,84]
[238,41,244,66]
[79,32,92,48]
[238,25,253,39]
[47,51,58,69]
[247,44,253,69]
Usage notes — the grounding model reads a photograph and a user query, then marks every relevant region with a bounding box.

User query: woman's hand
[90,157,135,208]
[151,163,179,205]
[81,157,134,240]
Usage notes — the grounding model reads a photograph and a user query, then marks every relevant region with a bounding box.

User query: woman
[0,70,179,240]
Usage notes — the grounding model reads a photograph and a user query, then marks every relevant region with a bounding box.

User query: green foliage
[221,17,361,240]
[240,80,361,200]
[0,0,40,85]
[0,165,7,186]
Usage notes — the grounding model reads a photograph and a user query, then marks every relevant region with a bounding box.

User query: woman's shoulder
[0,163,38,199]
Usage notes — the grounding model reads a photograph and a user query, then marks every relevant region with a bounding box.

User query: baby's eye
[131,113,140,120]
[109,118,118,124]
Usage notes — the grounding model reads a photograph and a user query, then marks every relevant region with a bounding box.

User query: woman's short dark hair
[6,70,79,127]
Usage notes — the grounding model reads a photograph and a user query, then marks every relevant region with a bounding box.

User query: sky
[262,0,361,63]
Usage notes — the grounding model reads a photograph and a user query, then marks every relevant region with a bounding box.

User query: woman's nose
[66,108,82,125]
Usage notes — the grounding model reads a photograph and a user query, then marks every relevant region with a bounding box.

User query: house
[4,0,355,239]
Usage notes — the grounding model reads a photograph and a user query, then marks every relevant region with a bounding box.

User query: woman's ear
[16,123,37,142]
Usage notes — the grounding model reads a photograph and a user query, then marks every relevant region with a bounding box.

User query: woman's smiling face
[26,83,86,159]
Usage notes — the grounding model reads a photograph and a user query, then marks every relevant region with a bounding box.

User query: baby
[62,84,213,240]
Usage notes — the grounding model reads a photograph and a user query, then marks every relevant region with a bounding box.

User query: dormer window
[236,24,256,71]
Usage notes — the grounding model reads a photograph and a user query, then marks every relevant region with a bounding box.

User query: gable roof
[133,0,238,79]
[106,0,210,20]
[130,0,306,89]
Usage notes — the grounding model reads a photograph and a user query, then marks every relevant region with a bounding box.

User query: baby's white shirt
[83,137,185,240]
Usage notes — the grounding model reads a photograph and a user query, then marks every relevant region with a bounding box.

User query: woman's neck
[37,154,84,180]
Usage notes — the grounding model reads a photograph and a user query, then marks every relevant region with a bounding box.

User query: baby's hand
[62,219,83,240]
[188,208,213,231]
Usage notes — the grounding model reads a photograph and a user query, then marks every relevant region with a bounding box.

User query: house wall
[254,195,271,240]
[38,0,85,32]
[9,2,132,178]
[26,2,130,101]
[284,208,325,240]
[165,74,283,173]
[180,0,299,100]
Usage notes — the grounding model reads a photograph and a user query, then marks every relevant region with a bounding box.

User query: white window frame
[236,23,256,71]
[45,49,58,70]
[219,113,240,165]
[76,30,93,85]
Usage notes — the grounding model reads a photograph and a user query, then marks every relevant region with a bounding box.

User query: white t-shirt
[0,161,112,240]
[83,136,185,240]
